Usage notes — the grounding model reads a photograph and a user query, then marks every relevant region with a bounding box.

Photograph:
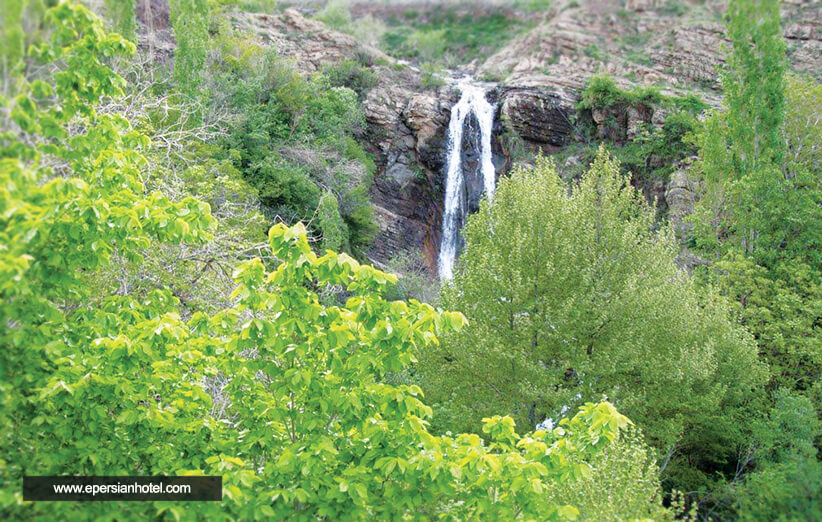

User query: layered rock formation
[230,2,821,272]
[479,0,820,96]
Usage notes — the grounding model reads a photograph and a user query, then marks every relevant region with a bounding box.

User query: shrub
[211,35,377,254]
[247,157,321,217]
[104,0,136,40]
[577,74,665,111]
[317,190,349,252]
[323,59,378,99]
[170,0,209,93]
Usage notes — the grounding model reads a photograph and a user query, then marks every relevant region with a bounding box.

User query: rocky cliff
[233,1,820,272]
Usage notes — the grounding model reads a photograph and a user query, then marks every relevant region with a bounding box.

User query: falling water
[438,81,496,280]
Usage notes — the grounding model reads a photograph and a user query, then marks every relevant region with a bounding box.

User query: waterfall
[438,81,496,281]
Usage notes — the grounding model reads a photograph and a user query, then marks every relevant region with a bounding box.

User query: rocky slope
[233,2,820,272]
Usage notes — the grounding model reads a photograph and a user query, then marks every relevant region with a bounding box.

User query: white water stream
[438,81,496,280]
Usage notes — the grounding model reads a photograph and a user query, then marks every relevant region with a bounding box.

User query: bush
[577,74,664,111]
[323,59,378,100]
[248,156,320,216]
[317,190,349,252]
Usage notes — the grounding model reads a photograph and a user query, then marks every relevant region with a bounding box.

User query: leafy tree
[691,1,821,392]
[417,150,765,488]
[686,2,820,514]
[692,0,820,266]
[170,0,209,93]
[720,390,822,520]
[544,427,669,520]
[0,0,213,511]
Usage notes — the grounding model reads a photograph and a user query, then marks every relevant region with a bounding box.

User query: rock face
[231,9,388,72]
[499,87,577,148]
[479,0,820,99]
[665,169,698,240]
[221,2,820,273]
[362,85,456,270]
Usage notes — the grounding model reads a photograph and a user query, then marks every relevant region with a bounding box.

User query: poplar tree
[170,0,209,94]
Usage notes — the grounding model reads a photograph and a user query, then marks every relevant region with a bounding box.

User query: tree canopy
[417,150,765,488]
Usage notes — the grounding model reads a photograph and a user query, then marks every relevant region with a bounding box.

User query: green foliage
[418,150,764,488]
[322,59,378,100]
[0,0,214,510]
[314,0,352,31]
[170,0,210,93]
[722,0,786,175]
[694,0,797,260]
[686,3,821,516]
[420,61,445,88]
[578,74,708,114]
[213,0,277,13]
[699,254,822,392]
[1,0,26,84]
[691,1,821,395]
[317,190,349,252]
[247,156,321,216]
[577,74,664,112]
[735,458,822,522]
[728,391,822,520]
[209,34,377,255]
[1,5,663,519]
[784,74,822,173]
[582,43,604,61]
[546,428,669,520]
[575,74,707,183]
[104,0,136,41]
[314,1,387,49]
[383,250,440,304]
[620,110,702,181]
[379,6,534,68]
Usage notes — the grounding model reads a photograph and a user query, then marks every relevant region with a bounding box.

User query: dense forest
[1,0,820,520]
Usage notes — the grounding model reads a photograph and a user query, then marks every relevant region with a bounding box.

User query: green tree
[692,0,820,265]
[418,150,765,487]
[691,2,821,392]
[683,2,820,514]
[170,0,209,93]
[729,391,822,520]
[0,1,213,513]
